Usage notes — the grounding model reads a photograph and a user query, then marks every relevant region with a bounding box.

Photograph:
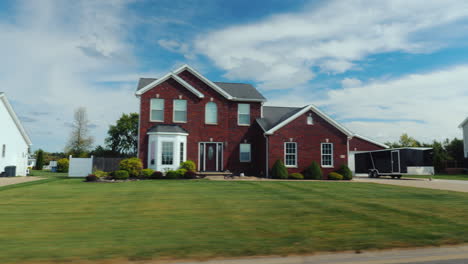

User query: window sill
[173,121,187,123]
[237,124,250,127]
[240,160,251,163]
[205,123,218,125]
[285,165,298,168]
[150,120,164,122]
[321,165,334,168]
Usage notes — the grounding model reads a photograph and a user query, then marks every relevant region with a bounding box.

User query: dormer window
[307,114,313,125]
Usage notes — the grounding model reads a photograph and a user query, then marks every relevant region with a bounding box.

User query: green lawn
[1,172,468,263]
[408,174,468,181]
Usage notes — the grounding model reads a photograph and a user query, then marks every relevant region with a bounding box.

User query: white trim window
[321,143,333,167]
[173,99,187,122]
[180,142,184,165]
[239,143,251,162]
[238,103,250,125]
[284,142,297,167]
[162,141,174,165]
[150,98,164,122]
[205,102,217,124]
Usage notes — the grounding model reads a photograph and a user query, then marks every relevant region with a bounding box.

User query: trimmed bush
[184,170,197,179]
[337,164,352,180]
[140,168,154,179]
[289,173,304,180]
[151,171,163,179]
[86,174,99,182]
[57,158,69,173]
[35,150,44,170]
[165,170,179,179]
[176,169,187,178]
[271,160,288,179]
[119,158,143,178]
[180,160,196,172]
[94,170,108,178]
[303,161,323,180]
[328,172,343,180]
[113,170,129,180]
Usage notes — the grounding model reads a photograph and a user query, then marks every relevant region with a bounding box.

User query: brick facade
[138,70,262,174]
[266,110,349,178]
[349,137,385,151]
[137,67,385,178]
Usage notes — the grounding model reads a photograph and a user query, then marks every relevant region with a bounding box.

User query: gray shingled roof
[147,124,188,134]
[257,106,307,131]
[136,78,265,100]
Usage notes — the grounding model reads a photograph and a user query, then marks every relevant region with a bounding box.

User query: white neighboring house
[460,117,468,158]
[0,92,32,176]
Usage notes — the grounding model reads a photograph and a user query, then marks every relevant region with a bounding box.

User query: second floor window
[150,98,164,122]
[173,99,187,122]
[205,102,218,124]
[238,103,250,125]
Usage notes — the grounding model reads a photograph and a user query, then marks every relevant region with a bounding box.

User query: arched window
[205,102,218,124]
[307,114,313,125]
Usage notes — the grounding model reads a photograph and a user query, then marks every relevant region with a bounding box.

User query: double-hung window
[205,102,217,124]
[239,143,251,162]
[162,142,174,165]
[173,99,187,122]
[238,103,250,125]
[321,143,333,167]
[284,142,297,167]
[150,98,164,122]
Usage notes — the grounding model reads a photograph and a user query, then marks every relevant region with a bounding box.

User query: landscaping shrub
[119,158,143,178]
[140,168,154,179]
[328,172,343,180]
[85,174,99,182]
[165,170,179,179]
[337,164,352,180]
[176,169,187,178]
[113,170,129,180]
[93,170,108,178]
[151,171,163,179]
[271,160,288,179]
[184,170,197,179]
[180,160,196,172]
[303,161,323,180]
[289,173,304,180]
[57,158,69,173]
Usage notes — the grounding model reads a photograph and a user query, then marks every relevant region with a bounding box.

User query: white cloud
[341,78,362,88]
[195,0,468,90]
[0,0,141,151]
[323,65,468,143]
[158,39,195,60]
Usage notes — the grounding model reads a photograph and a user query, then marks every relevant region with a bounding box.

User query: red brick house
[136,65,387,178]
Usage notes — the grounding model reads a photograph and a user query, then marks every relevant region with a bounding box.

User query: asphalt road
[176,245,468,264]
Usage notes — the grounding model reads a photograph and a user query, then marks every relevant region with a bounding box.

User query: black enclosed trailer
[354,148,434,178]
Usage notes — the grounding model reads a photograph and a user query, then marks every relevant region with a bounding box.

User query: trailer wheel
[368,171,373,178]
[391,175,396,179]
[397,175,402,179]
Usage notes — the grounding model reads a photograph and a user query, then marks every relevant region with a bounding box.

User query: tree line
[385,133,466,172]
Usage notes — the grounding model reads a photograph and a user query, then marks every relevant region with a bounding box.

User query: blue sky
[1,0,468,152]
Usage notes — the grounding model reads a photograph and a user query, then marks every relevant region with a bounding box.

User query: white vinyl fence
[68,155,93,177]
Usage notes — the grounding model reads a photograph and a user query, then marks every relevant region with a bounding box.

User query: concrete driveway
[0,176,44,187]
[353,176,468,193]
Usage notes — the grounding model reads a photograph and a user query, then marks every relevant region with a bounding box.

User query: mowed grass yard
[1,173,468,263]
